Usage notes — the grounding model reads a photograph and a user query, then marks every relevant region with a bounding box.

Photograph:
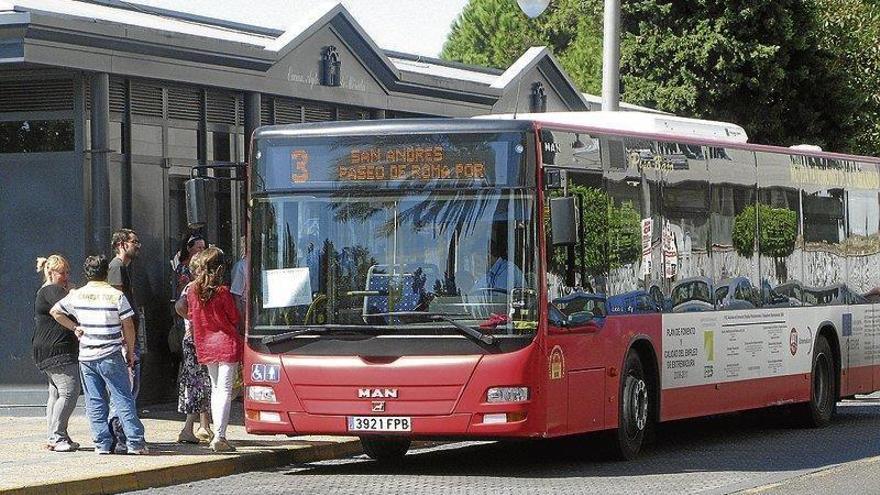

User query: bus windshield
[250,189,538,339]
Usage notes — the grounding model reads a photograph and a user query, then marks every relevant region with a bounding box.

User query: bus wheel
[796,335,836,427]
[360,436,411,463]
[607,349,649,460]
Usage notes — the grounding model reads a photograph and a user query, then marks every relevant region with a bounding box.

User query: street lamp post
[517,0,621,111]
[601,0,621,111]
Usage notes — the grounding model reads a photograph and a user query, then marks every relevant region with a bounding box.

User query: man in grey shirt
[107,228,142,453]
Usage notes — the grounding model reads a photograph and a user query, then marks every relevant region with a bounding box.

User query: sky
[128,0,470,57]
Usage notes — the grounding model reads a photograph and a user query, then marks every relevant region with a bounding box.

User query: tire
[606,349,650,460]
[795,335,836,427]
[360,436,411,463]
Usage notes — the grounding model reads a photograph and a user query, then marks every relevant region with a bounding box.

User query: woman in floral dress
[173,234,213,444]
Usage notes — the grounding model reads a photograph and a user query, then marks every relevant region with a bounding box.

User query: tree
[619,0,860,151]
[441,0,604,94]
[732,204,797,281]
[814,0,880,155]
[548,186,641,280]
[442,0,878,155]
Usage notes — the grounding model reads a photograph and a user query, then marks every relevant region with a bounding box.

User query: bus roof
[477,111,880,164]
[253,119,533,140]
[253,112,880,164]
[477,111,749,144]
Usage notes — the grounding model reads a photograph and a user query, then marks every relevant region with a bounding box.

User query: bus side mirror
[550,196,578,246]
[185,177,209,229]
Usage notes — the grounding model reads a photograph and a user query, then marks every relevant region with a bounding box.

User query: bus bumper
[245,409,538,438]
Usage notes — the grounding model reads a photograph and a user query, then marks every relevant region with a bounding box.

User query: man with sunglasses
[107,228,143,453]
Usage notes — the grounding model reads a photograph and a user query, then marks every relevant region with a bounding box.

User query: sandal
[177,430,200,444]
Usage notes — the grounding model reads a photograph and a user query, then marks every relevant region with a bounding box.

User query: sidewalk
[0,400,361,495]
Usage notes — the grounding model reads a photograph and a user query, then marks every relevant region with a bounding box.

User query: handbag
[167,316,185,355]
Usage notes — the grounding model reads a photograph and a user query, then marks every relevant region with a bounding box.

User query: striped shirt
[54,281,134,362]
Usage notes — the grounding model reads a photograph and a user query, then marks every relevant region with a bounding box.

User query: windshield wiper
[427,313,496,345]
[261,325,380,346]
[368,311,495,345]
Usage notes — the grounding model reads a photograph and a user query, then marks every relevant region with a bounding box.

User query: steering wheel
[304,294,327,324]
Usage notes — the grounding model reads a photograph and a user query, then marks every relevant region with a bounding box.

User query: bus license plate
[347,416,412,432]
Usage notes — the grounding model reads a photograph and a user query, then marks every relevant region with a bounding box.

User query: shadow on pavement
[282,401,880,480]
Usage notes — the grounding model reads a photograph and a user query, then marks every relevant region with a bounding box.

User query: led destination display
[255,132,529,190]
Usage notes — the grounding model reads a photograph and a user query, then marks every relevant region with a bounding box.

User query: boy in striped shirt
[50,255,147,455]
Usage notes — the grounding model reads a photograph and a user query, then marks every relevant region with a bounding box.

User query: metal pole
[602,0,621,111]
[90,72,111,252]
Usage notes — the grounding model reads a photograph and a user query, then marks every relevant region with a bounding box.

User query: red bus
[230,113,880,461]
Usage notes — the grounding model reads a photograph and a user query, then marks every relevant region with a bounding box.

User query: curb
[1,439,363,495]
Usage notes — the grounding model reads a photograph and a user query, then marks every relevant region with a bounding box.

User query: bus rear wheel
[606,349,650,460]
[796,335,836,427]
[360,436,411,463]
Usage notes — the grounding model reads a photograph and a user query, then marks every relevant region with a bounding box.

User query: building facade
[0,0,592,402]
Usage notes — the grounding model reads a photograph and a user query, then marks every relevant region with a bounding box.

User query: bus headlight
[486,387,529,403]
[248,385,277,403]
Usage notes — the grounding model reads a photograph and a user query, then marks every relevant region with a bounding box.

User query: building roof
[0,0,589,112]
[6,0,278,46]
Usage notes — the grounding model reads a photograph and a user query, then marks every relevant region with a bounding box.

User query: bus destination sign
[340,146,489,182]
[256,132,527,191]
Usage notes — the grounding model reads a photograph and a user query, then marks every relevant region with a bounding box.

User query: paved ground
[0,400,360,495]
[128,398,880,495]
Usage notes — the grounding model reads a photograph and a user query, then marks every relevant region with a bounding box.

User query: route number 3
[291,150,310,183]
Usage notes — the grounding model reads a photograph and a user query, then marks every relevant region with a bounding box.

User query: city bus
[220,112,880,462]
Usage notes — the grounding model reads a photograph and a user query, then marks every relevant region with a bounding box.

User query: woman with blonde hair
[175,247,241,452]
[32,254,81,452]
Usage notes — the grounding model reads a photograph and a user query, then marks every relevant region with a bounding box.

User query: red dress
[187,286,242,364]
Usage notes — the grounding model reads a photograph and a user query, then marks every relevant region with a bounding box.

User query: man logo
[372,401,386,412]
[358,388,398,399]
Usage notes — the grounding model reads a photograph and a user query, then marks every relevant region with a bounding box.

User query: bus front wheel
[607,349,650,460]
[796,334,836,427]
[360,436,411,463]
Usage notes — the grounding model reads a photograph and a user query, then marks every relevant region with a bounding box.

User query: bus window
[799,156,847,303]
[709,147,758,310]
[659,140,711,311]
[845,160,880,303]
[604,136,663,313]
[756,151,803,307]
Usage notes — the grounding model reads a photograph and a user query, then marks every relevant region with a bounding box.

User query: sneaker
[96,448,112,455]
[127,445,149,455]
[113,443,129,455]
[177,430,200,444]
[209,437,235,453]
[195,426,213,442]
[52,440,80,452]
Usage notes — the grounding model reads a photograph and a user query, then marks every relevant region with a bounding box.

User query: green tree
[814,0,880,155]
[443,0,879,155]
[732,204,797,280]
[548,186,641,280]
[441,0,604,94]
[620,1,859,151]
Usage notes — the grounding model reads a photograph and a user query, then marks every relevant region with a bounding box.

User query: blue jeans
[80,351,145,452]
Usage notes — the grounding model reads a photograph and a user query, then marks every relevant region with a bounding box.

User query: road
[128,399,880,495]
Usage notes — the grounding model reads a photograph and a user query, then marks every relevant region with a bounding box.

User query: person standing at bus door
[229,235,247,334]
[50,255,147,455]
[176,247,242,453]
[32,255,81,452]
[107,228,142,453]
[172,234,213,444]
